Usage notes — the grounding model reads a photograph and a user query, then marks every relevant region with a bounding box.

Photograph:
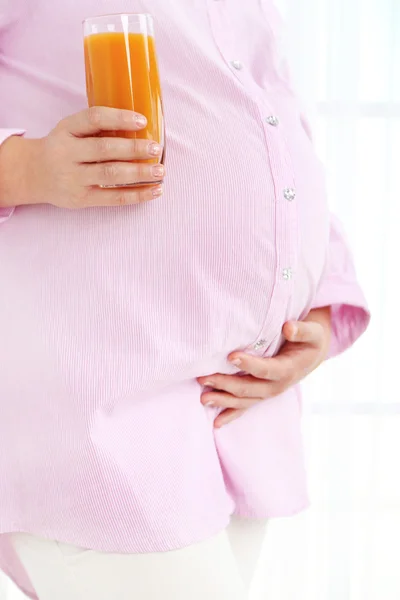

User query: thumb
[283,320,324,345]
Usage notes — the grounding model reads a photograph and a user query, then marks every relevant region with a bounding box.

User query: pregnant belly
[0,188,277,404]
[0,117,328,403]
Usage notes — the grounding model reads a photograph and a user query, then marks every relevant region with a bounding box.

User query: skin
[0,107,165,209]
[198,306,332,428]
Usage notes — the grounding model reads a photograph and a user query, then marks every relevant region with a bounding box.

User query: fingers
[83,184,163,208]
[283,320,325,345]
[84,162,166,187]
[227,353,285,381]
[214,408,247,429]
[63,107,148,137]
[198,374,271,399]
[201,391,259,410]
[79,137,163,163]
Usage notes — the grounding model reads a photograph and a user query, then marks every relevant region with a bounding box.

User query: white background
[1,0,399,598]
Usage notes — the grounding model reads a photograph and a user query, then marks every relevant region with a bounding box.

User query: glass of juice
[83,13,165,186]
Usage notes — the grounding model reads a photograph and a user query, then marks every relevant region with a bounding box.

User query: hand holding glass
[83,14,165,187]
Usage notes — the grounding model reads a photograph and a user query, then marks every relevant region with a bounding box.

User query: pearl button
[266,115,279,127]
[230,60,243,70]
[283,188,296,202]
[282,268,293,281]
[253,339,268,351]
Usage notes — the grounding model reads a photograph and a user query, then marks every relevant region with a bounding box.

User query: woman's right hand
[0,107,165,210]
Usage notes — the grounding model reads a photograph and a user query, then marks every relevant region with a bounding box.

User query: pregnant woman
[0,1,369,599]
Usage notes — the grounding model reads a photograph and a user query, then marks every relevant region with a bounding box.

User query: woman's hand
[198,307,332,428]
[0,107,165,209]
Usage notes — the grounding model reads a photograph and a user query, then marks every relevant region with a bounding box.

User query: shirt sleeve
[0,130,25,223]
[0,2,26,222]
[295,112,370,357]
[312,214,370,358]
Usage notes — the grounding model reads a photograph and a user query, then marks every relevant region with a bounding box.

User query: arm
[312,214,370,358]
[298,109,370,357]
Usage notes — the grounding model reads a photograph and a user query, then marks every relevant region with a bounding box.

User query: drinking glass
[83,13,165,186]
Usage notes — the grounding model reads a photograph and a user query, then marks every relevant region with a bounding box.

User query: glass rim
[82,13,153,25]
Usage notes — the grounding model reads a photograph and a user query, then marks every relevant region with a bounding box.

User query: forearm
[0,135,34,208]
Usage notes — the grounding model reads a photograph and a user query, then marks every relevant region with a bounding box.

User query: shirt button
[253,339,268,351]
[282,268,293,281]
[266,115,280,127]
[283,188,296,202]
[230,60,243,70]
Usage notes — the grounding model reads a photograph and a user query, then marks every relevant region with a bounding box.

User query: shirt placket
[206,0,299,356]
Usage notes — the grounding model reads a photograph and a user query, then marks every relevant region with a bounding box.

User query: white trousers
[10,516,268,600]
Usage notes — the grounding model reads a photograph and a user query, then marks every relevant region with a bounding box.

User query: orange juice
[84,32,163,145]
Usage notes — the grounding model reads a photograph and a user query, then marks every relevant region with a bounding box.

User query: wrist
[307,305,331,323]
[307,306,332,351]
[0,135,39,208]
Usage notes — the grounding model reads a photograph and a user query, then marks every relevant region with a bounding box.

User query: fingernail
[152,165,165,178]
[230,358,242,367]
[202,381,213,388]
[135,115,147,128]
[152,185,163,198]
[149,143,162,156]
[291,325,298,338]
[205,400,214,407]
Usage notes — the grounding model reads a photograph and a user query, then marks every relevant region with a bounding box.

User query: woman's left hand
[198,307,332,428]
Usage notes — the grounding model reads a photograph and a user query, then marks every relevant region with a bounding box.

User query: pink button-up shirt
[0,1,369,597]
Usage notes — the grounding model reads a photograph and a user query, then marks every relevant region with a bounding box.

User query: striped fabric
[0,1,369,598]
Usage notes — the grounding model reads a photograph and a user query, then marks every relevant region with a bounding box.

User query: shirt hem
[0,499,310,553]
